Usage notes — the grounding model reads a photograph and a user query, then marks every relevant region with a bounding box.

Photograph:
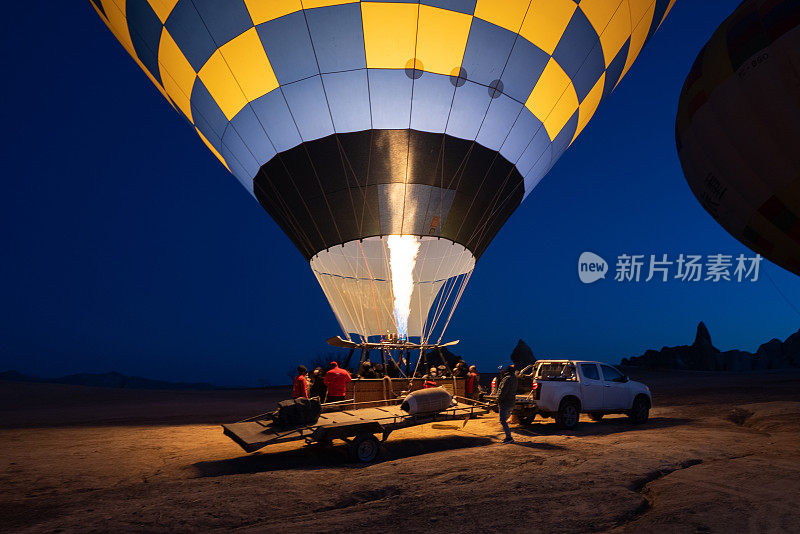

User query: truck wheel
[629,396,650,425]
[350,433,380,463]
[555,399,580,430]
[589,412,604,422]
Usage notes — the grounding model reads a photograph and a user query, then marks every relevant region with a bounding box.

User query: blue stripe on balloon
[447,80,492,140]
[499,109,544,163]
[603,38,630,98]
[165,0,217,71]
[500,35,549,103]
[515,126,551,174]
[369,69,413,130]
[571,39,606,101]
[322,70,372,133]
[306,3,367,73]
[256,11,319,84]
[227,104,277,167]
[223,150,249,190]
[410,72,455,133]
[249,89,303,153]
[190,0,252,48]
[476,93,523,151]
[551,109,579,158]
[522,144,553,197]
[190,79,228,151]
[282,75,335,142]
[461,17,517,89]
[222,124,260,186]
[126,0,163,84]
[553,8,601,79]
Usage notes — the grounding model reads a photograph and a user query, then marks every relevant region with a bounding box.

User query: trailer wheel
[350,433,380,463]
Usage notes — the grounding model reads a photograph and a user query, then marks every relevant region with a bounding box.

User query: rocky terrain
[622,322,800,371]
[2,370,800,532]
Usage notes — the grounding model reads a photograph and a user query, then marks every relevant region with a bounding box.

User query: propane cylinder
[401,387,454,415]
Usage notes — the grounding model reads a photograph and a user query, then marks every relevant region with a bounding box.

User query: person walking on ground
[466,365,480,400]
[293,365,309,398]
[497,364,517,443]
[323,361,352,403]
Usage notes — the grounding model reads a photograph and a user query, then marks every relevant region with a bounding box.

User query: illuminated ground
[2,370,800,532]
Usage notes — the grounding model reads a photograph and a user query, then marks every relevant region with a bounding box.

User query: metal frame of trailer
[222,396,490,462]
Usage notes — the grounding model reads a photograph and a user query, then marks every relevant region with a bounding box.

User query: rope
[359,240,384,337]
[765,269,800,318]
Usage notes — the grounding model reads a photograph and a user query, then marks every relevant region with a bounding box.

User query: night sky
[3,1,799,386]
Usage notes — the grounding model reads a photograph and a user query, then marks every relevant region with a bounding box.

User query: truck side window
[600,365,624,382]
[581,364,599,380]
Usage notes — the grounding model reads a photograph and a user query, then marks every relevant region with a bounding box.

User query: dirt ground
[2,369,800,533]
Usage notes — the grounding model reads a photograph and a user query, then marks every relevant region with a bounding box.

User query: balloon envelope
[677,0,800,275]
[92,0,673,342]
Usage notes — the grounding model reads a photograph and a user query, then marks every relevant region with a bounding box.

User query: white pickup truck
[502,360,652,430]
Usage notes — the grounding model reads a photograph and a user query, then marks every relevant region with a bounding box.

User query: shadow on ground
[193,434,494,477]
[513,416,692,438]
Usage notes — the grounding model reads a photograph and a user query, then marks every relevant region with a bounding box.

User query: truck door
[600,364,630,410]
[579,363,603,411]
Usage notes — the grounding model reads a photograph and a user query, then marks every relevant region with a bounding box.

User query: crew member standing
[309,367,326,399]
[497,365,517,443]
[466,365,480,400]
[323,361,352,403]
[293,365,309,398]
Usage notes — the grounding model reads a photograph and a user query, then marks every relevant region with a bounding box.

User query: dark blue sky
[3,1,799,386]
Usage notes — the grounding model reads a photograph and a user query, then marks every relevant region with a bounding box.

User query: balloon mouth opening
[309,236,476,343]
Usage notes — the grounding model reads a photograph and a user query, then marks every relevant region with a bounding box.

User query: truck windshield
[534,362,577,381]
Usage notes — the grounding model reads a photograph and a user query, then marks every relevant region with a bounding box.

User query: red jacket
[423,379,438,389]
[466,372,479,394]
[323,362,351,397]
[293,374,308,398]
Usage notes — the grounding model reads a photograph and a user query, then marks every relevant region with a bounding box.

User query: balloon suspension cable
[359,240,384,339]
[436,269,473,345]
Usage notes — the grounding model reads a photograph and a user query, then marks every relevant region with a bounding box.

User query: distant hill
[0,370,219,390]
[622,322,800,371]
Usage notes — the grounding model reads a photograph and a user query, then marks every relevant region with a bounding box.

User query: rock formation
[510,339,536,368]
[622,322,800,371]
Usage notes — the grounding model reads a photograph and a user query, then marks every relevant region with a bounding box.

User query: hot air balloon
[677,0,800,276]
[92,0,673,346]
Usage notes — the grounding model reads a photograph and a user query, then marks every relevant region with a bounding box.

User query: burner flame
[387,235,421,339]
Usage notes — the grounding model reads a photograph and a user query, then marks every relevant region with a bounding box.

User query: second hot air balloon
[677,0,800,276]
[92,0,674,345]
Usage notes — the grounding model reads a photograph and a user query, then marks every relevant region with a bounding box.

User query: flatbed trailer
[223,397,489,462]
